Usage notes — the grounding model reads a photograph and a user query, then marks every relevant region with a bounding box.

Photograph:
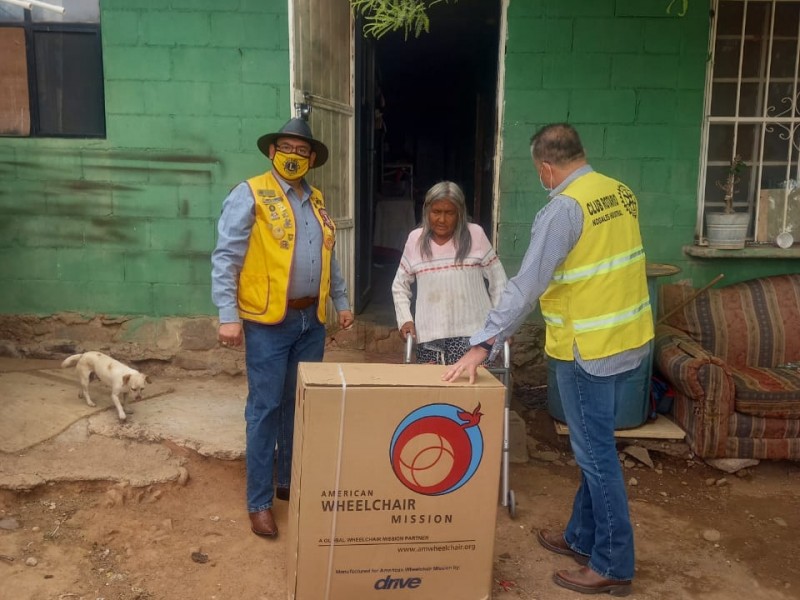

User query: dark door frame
[353,22,376,314]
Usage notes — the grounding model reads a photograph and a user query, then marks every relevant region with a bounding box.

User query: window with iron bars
[699,0,800,246]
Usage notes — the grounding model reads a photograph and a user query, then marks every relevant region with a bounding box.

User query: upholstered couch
[654,274,800,460]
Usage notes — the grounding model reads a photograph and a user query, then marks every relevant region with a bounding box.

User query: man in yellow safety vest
[444,123,652,596]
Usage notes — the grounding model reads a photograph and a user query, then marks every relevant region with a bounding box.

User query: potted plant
[706,154,750,249]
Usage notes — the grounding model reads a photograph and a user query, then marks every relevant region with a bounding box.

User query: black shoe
[276,486,290,501]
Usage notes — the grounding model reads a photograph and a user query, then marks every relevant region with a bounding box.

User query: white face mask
[538,164,553,192]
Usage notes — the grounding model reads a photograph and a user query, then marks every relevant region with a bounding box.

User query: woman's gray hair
[419,181,472,264]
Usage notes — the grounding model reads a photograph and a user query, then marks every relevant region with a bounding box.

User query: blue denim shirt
[211,173,350,324]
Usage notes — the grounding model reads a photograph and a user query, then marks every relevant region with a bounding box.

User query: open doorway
[354,0,503,323]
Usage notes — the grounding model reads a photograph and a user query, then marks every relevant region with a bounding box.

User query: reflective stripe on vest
[551,246,646,284]
[541,311,564,328]
[572,298,652,333]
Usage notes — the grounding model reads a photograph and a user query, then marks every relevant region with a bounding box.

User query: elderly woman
[392,181,508,364]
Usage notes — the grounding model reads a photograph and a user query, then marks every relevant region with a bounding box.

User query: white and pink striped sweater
[392,223,508,343]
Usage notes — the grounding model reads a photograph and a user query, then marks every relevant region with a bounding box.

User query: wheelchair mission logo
[389,403,484,496]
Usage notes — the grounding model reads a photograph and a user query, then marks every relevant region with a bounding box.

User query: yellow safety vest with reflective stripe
[236,171,335,324]
[539,171,653,360]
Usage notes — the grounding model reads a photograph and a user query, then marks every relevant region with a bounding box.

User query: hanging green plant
[350,0,458,39]
[666,0,689,17]
[351,0,685,39]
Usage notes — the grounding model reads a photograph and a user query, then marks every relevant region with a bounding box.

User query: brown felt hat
[256,118,329,167]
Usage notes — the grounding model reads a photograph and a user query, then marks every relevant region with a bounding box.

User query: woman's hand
[399,321,416,340]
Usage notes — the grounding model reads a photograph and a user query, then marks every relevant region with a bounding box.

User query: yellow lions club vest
[237,171,335,324]
[539,171,653,360]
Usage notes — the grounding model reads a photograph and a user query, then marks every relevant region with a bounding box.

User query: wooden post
[656,274,725,326]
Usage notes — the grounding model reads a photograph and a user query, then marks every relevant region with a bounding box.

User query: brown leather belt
[287,296,318,310]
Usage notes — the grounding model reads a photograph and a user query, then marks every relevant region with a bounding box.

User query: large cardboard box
[287,363,506,600]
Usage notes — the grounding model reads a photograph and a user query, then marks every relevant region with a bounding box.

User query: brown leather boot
[536,529,590,565]
[249,508,278,537]
[553,566,632,596]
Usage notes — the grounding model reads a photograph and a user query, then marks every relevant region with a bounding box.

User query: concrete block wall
[0,0,290,317]
[498,0,715,284]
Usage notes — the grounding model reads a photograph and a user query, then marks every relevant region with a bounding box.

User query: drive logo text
[374,575,422,590]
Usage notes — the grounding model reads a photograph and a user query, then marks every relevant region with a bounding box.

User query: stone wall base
[0,313,242,377]
[0,313,548,385]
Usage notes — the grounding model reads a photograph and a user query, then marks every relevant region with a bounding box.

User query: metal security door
[290,0,355,315]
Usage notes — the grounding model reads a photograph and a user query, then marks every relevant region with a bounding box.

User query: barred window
[699,0,800,245]
[0,0,104,138]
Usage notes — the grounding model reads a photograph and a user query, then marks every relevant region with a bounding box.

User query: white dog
[61,351,151,421]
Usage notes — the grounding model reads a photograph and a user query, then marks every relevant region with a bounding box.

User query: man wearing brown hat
[211,117,354,537]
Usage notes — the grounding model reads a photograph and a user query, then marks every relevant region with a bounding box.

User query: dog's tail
[61,354,83,368]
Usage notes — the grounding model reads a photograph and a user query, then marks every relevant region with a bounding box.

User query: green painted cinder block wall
[1,0,796,320]
[497,0,798,288]
[0,0,290,317]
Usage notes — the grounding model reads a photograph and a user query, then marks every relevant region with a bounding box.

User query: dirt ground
[1,375,799,600]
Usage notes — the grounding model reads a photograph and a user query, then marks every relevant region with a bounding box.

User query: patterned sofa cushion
[730,365,800,418]
[660,274,800,369]
[729,410,800,441]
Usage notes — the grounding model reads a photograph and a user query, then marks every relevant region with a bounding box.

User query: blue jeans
[553,358,636,581]
[243,308,325,513]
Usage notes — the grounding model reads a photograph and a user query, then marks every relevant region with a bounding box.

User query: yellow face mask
[272,151,310,181]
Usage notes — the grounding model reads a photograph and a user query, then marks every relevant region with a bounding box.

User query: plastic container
[546,340,653,429]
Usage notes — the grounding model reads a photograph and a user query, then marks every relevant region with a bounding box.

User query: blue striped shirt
[470,165,648,376]
[211,174,350,324]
